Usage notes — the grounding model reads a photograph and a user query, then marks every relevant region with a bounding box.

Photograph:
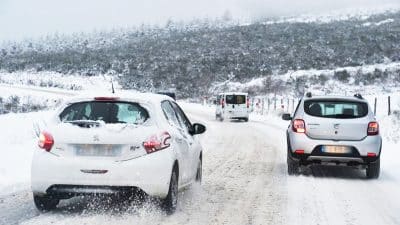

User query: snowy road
[1,103,400,225]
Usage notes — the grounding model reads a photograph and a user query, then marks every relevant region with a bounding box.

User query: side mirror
[282,113,292,121]
[190,123,206,135]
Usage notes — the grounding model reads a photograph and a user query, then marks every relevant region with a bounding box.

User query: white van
[215,92,249,122]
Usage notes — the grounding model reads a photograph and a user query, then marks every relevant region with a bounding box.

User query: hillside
[1,10,400,97]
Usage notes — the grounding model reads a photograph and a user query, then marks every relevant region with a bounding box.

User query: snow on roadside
[0,110,54,196]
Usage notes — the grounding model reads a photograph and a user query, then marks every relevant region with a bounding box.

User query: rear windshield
[226,95,246,104]
[59,101,149,124]
[304,100,368,119]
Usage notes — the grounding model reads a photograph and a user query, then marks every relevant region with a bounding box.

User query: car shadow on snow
[299,165,368,180]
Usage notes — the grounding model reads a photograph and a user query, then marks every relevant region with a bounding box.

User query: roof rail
[354,93,363,99]
[306,92,312,98]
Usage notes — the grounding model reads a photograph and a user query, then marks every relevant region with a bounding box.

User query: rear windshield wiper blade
[65,120,103,127]
[333,114,357,119]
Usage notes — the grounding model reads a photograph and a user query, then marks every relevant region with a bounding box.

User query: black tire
[287,138,299,175]
[243,117,249,122]
[33,194,59,212]
[195,158,202,183]
[163,170,178,215]
[366,158,380,179]
[287,154,299,175]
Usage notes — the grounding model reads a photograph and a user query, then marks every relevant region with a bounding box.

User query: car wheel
[287,139,299,175]
[33,194,59,212]
[163,170,178,215]
[366,158,380,179]
[243,117,249,122]
[195,158,202,183]
[287,154,299,175]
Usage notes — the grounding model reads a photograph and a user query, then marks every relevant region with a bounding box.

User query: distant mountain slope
[1,10,400,97]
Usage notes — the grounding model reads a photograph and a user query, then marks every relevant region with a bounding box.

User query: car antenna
[111,78,115,94]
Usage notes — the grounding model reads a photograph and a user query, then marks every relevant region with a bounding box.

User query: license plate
[75,144,122,157]
[321,145,351,154]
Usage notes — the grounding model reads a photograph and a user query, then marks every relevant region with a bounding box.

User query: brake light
[367,152,377,157]
[38,131,54,152]
[94,97,119,101]
[221,99,225,108]
[247,99,250,108]
[143,131,171,154]
[367,122,379,136]
[292,119,306,133]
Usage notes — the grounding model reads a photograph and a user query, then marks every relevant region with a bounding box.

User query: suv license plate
[322,145,351,154]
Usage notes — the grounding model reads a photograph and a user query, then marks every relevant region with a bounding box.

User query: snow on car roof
[305,95,369,102]
[65,90,174,105]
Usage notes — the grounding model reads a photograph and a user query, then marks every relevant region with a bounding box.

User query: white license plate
[75,145,121,157]
[321,145,351,154]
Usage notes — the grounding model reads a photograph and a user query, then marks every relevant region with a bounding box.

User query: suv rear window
[59,101,149,124]
[304,100,368,119]
[226,95,246,104]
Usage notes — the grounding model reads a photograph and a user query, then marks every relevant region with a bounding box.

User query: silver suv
[282,93,382,179]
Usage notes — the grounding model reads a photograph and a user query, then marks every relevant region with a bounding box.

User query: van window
[304,100,368,119]
[226,95,246,104]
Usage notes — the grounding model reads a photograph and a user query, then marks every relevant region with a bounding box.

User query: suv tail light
[221,99,225,108]
[143,131,171,154]
[292,119,306,133]
[247,99,250,108]
[38,131,54,152]
[367,122,379,135]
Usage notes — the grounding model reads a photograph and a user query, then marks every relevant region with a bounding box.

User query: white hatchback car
[31,92,205,214]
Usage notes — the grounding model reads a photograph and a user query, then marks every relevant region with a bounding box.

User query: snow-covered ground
[1,89,400,224]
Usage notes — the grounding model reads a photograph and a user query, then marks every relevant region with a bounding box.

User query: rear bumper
[288,132,382,166]
[31,148,174,198]
[223,110,249,119]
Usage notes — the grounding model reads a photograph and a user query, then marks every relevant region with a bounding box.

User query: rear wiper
[333,114,356,119]
[66,120,103,127]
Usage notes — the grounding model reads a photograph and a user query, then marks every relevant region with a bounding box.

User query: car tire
[366,158,380,179]
[195,158,202,183]
[287,139,299,175]
[163,170,178,215]
[243,117,249,122]
[287,154,299,175]
[33,194,59,212]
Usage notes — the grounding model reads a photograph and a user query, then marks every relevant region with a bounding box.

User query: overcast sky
[0,0,399,41]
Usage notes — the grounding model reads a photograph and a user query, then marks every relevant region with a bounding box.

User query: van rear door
[225,94,248,116]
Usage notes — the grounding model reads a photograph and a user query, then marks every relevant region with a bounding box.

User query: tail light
[221,99,225,108]
[367,152,377,157]
[94,97,119,101]
[247,99,250,108]
[367,122,379,136]
[38,131,54,152]
[143,131,171,154]
[292,119,306,133]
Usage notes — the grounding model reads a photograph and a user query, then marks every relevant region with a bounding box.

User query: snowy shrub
[333,70,350,82]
